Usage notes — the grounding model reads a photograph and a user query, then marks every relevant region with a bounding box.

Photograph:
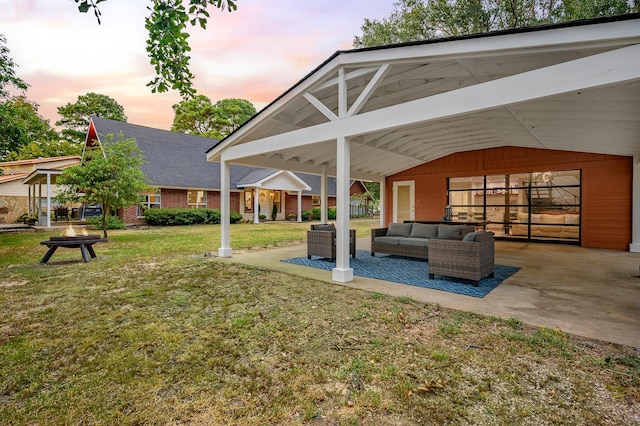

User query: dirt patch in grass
[1,253,639,425]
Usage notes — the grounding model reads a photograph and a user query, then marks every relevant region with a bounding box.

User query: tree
[0,97,59,161]
[56,92,127,144]
[354,0,638,47]
[5,139,82,161]
[0,35,28,99]
[171,96,256,139]
[74,0,238,99]
[55,136,148,238]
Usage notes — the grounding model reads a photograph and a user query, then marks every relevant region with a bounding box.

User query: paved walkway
[219,238,640,348]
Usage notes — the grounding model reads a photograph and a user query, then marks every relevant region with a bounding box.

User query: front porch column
[253,188,260,224]
[297,191,302,222]
[332,136,353,283]
[321,165,328,224]
[631,154,640,252]
[45,173,52,228]
[218,160,233,257]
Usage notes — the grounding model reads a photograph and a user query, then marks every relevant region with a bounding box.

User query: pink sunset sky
[0,0,395,131]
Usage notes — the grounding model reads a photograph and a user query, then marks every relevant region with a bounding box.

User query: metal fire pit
[40,234,108,264]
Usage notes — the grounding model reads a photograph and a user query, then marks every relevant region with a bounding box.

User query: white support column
[630,154,640,252]
[379,177,386,227]
[321,166,328,224]
[253,188,260,224]
[332,136,353,283]
[218,160,233,257]
[297,191,302,222]
[45,173,52,228]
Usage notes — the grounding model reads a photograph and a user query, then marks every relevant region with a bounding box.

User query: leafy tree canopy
[171,95,256,139]
[0,34,28,99]
[0,96,59,161]
[56,92,127,144]
[5,139,82,161]
[354,0,638,47]
[55,135,148,238]
[74,0,238,99]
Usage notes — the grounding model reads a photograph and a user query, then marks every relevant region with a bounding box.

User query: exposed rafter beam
[347,64,390,117]
[303,93,337,121]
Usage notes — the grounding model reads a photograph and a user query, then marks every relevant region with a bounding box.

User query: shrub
[311,207,321,219]
[301,210,311,221]
[144,208,242,226]
[87,215,126,230]
[288,213,297,220]
[328,206,337,220]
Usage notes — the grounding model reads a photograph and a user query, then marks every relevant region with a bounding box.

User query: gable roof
[88,117,344,195]
[206,14,640,181]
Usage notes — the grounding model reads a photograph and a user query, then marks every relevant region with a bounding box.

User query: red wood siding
[387,147,632,250]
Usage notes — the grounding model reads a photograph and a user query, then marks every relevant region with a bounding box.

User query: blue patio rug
[282,250,520,298]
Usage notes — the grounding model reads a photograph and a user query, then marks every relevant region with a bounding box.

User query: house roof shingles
[90,117,341,195]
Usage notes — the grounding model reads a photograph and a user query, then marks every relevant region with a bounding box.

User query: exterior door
[393,181,415,223]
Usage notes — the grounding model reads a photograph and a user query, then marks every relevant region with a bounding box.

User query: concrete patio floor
[218,237,640,348]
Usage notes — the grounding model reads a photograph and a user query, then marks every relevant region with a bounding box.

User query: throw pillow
[462,231,479,242]
[386,222,413,237]
[409,223,438,239]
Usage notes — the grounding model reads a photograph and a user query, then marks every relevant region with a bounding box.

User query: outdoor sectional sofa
[371,222,476,259]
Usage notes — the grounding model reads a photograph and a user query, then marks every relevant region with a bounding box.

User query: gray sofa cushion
[409,223,438,239]
[398,237,429,247]
[437,224,464,239]
[314,224,336,232]
[386,223,413,237]
[374,236,401,245]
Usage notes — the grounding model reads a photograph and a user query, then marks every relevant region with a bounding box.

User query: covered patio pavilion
[207,15,640,283]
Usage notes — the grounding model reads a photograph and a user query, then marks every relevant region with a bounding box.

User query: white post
[297,191,302,222]
[253,188,260,224]
[379,177,386,227]
[630,154,640,252]
[218,160,233,257]
[46,173,52,228]
[321,166,328,224]
[332,136,353,283]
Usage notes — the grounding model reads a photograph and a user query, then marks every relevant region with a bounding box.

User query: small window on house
[138,189,161,217]
[312,195,320,206]
[187,190,207,208]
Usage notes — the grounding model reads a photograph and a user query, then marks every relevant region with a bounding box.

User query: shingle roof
[90,117,340,195]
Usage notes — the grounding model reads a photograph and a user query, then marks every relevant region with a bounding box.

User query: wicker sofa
[371,222,476,259]
[307,224,356,260]
[428,230,495,286]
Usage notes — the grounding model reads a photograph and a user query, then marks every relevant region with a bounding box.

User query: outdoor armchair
[428,230,495,286]
[307,224,356,260]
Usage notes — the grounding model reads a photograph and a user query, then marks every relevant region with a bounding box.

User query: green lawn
[1,220,638,425]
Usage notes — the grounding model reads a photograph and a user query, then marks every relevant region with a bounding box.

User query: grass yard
[1,220,639,425]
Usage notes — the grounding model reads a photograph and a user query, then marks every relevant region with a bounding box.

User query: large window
[187,190,207,208]
[244,190,254,212]
[448,170,581,242]
[138,189,161,217]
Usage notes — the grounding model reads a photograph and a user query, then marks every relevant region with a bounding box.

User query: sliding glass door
[448,170,581,243]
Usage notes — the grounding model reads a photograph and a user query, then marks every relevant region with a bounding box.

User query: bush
[87,215,126,230]
[311,207,321,219]
[144,208,242,226]
[328,206,337,220]
[301,210,311,221]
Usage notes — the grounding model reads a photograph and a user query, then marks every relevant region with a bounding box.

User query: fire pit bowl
[49,235,101,241]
